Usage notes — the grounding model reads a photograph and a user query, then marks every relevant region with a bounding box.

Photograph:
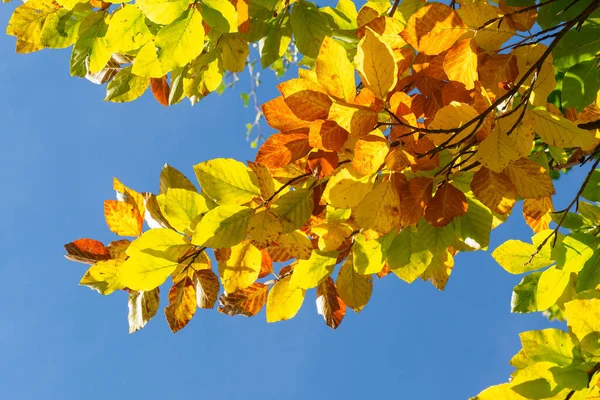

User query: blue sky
[0,5,586,400]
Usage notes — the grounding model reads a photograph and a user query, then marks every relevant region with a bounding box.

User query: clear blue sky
[0,5,584,399]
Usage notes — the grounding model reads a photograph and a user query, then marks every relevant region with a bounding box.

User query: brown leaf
[218,282,268,317]
[255,133,311,169]
[107,239,131,260]
[316,277,346,329]
[165,278,197,333]
[308,120,348,151]
[424,184,468,227]
[65,238,111,264]
[523,197,554,233]
[261,96,308,133]
[150,76,170,107]
[471,167,516,214]
[128,288,160,334]
[307,150,339,178]
[400,177,433,227]
[195,269,220,309]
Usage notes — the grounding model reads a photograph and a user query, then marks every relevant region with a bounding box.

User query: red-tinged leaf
[479,53,519,100]
[104,200,143,237]
[255,133,311,169]
[424,184,468,227]
[471,167,517,215]
[150,76,170,107]
[165,278,197,333]
[261,96,308,133]
[523,197,554,233]
[376,264,392,278]
[218,282,268,317]
[195,269,220,309]
[316,277,346,330]
[499,0,537,32]
[308,150,338,178]
[308,120,348,151]
[65,238,111,264]
[400,177,433,227]
[389,92,413,118]
[277,78,333,121]
[259,248,273,278]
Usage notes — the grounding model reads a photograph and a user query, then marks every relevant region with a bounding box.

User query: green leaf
[582,169,600,202]
[417,218,454,254]
[271,189,314,234]
[104,66,149,103]
[118,229,193,291]
[70,11,111,77]
[576,248,600,292]
[136,0,191,25]
[80,259,124,295]
[156,188,212,232]
[290,250,338,289]
[133,8,205,78]
[550,364,590,390]
[553,21,600,70]
[321,0,358,31]
[260,13,293,69]
[40,4,92,49]
[558,233,597,273]
[537,0,594,30]
[290,1,332,59]
[193,158,261,205]
[512,272,542,313]
[519,329,577,366]
[200,0,238,33]
[191,205,254,248]
[387,227,433,283]
[550,211,586,230]
[562,60,600,111]
[451,196,493,251]
[104,5,154,53]
[352,232,393,275]
[578,201,600,225]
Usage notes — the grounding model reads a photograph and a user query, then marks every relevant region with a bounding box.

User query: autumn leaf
[316,277,346,329]
[65,238,111,264]
[255,133,311,169]
[195,269,220,309]
[424,183,468,228]
[150,76,170,106]
[128,288,160,334]
[443,39,478,90]
[504,158,556,199]
[523,197,554,233]
[104,200,143,237]
[165,278,196,333]
[266,275,306,323]
[277,78,333,122]
[355,27,398,99]
[315,36,355,103]
[336,258,372,313]
[400,177,433,227]
[471,167,517,215]
[218,282,268,317]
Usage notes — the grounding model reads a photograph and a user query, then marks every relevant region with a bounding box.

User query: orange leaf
[232,0,250,33]
[470,167,517,214]
[385,147,411,172]
[353,134,390,175]
[400,177,433,227]
[255,133,311,169]
[104,200,143,237]
[424,184,468,227]
[499,0,537,32]
[443,39,478,90]
[376,264,392,278]
[195,269,220,309]
[479,53,519,100]
[328,102,379,137]
[261,96,308,133]
[441,82,473,106]
[259,249,273,278]
[64,238,111,264]
[353,87,384,111]
[307,150,339,178]
[165,278,196,333]
[308,120,348,151]
[218,282,268,317]
[504,158,556,199]
[277,78,332,121]
[523,197,554,233]
[316,277,346,330]
[150,76,170,107]
[402,134,440,172]
[400,3,468,55]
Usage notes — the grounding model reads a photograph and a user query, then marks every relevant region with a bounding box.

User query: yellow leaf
[268,231,313,262]
[565,297,600,356]
[159,163,197,194]
[105,5,154,53]
[353,134,390,175]
[477,121,522,172]
[104,200,143,237]
[315,36,355,103]
[536,266,571,311]
[277,78,333,121]
[193,158,261,205]
[136,0,191,25]
[514,44,556,107]
[401,3,467,55]
[355,180,401,234]
[532,107,598,150]
[353,233,389,275]
[336,258,373,313]
[355,28,397,99]
[192,205,254,248]
[470,167,517,214]
[499,110,535,158]
[458,3,515,52]
[266,275,306,323]
[443,39,478,90]
[220,33,249,73]
[270,189,314,233]
[113,177,145,218]
[311,222,353,252]
[7,1,60,50]
[218,240,261,293]
[247,210,283,249]
[80,259,125,295]
[247,161,276,200]
[328,102,379,137]
[421,250,454,291]
[156,188,211,232]
[128,288,160,334]
[504,158,556,199]
[290,250,338,289]
[165,279,196,333]
[427,102,480,146]
[322,165,376,209]
[523,197,553,233]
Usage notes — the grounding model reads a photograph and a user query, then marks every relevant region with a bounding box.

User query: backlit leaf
[80,259,124,295]
[192,205,254,248]
[266,275,306,323]
[128,288,160,334]
[165,278,196,333]
[336,258,372,313]
[316,277,346,329]
[193,158,261,205]
[355,28,397,99]
[217,240,261,293]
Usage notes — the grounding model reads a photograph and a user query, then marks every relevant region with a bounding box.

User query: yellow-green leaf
[532,107,598,151]
[80,259,125,295]
[104,5,154,53]
[193,158,261,205]
[271,189,313,234]
[322,165,375,209]
[104,66,149,103]
[290,250,338,289]
[266,275,306,323]
[336,258,372,313]
[387,228,433,283]
[156,188,211,232]
[136,0,191,25]
[191,205,254,248]
[492,240,554,274]
[355,27,397,100]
